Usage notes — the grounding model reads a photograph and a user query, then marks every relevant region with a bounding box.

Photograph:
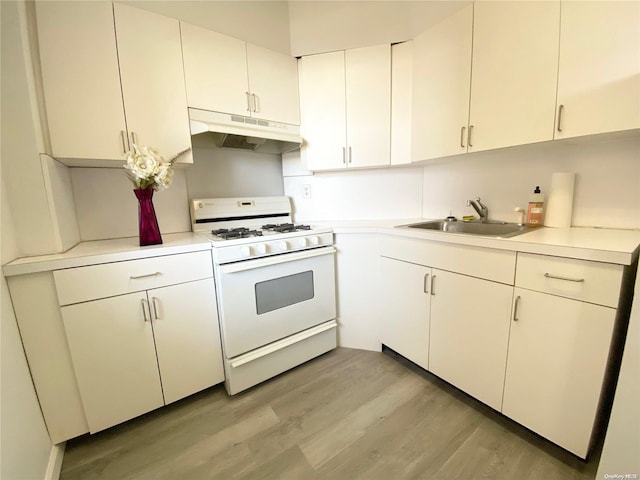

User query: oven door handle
[219,246,336,274]
[229,320,337,368]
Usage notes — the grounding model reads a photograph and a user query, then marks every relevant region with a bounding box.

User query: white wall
[422,134,640,229]
[185,134,284,200]
[284,134,640,230]
[289,1,471,56]
[284,152,423,221]
[121,0,291,54]
[70,167,191,242]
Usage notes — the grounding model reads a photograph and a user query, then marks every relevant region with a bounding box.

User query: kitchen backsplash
[285,134,640,230]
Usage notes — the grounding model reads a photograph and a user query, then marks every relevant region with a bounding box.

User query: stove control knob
[278,240,289,251]
[255,244,267,255]
[310,236,320,246]
[298,237,309,247]
[240,245,253,257]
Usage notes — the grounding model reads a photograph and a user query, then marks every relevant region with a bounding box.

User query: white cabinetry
[35,3,191,165]
[502,253,625,458]
[429,269,513,411]
[412,2,560,161]
[181,23,300,125]
[380,257,430,369]
[55,251,224,433]
[468,1,560,152]
[554,1,640,139]
[411,5,472,161]
[380,236,516,410]
[299,45,391,170]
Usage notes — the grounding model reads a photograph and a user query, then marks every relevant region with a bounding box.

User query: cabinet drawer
[515,253,623,307]
[54,250,213,306]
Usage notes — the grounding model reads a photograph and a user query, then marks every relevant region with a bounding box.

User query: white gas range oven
[191,196,337,395]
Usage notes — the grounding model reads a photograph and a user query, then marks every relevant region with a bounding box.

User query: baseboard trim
[44,442,65,480]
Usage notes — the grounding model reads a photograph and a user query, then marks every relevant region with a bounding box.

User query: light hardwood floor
[60,348,600,480]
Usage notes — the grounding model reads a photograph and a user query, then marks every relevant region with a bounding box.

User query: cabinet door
[181,22,250,116]
[468,1,560,152]
[36,2,128,161]
[555,1,640,138]
[502,288,616,458]
[61,293,164,433]
[299,51,347,171]
[247,44,300,125]
[345,44,391,168]
[114,4,192,162]
[411,5,473,161]
[150,279,225,405]
[380,257,431,370]
[429,270,512,411]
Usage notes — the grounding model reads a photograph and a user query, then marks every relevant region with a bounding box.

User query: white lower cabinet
[429,270,513,411]
[380,257,431,370]
[61,292,165,433]
[56,252,224,433]
[502,252,624,458]
[379,246,513,411]
[502,289,616,458]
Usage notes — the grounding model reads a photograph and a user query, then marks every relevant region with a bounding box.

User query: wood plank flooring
[60,348,600,480]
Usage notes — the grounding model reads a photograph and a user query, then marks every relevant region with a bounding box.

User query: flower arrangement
[124,144,175,191]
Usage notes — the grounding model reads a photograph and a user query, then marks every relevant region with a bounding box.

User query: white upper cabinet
[36,2,128,161]
[468,1,560,152]
[181,23,251,117]
[299,51,348,171]
[411,5,473,162]
[300,45,391,171]
[114,3,191,163]
[246,44,300,125]
[412,2,561,161]
[181,23,300,125]
[36,3,192,165]
[555,1,640,138]
[391,41,413,166]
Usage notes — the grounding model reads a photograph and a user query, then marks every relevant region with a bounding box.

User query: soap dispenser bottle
[526,186,544,226]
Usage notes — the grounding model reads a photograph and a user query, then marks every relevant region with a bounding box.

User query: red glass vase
[134,188,162,246]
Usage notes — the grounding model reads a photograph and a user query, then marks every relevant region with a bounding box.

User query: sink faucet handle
[476,197,487,209]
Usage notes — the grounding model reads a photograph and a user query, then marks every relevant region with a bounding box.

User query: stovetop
[211,223,312,240]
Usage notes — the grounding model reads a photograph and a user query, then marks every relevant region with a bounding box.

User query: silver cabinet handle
[513,295,521,322]
[468,125,474,147]
[130,272,160,280]
[130,131,139,147]
[246,91,251,112]
[544,272,585,283]
[120,130,128,153]
[557,104,564,132]
[430,275,436,296]
[460,126,466,148]
[348,146,352,164]
[141,298,150,323]
[151,297,160,320]
[342,147,346,164]
[252,93,258,112]
[423,273,430,294]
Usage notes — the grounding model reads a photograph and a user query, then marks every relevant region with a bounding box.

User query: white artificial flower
[124,144,175,190]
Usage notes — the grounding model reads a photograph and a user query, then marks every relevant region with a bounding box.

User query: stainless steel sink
[405,220,530,238]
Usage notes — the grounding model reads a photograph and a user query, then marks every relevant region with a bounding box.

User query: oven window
[255,271,314,315]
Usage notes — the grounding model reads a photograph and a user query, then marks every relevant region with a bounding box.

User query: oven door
[216,246,337,358]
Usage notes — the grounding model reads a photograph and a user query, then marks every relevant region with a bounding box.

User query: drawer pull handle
[430,275,436,296]
[513,295,521,322]
[544,273,585,283]
[130,272,161,280]
[423,273,430,294]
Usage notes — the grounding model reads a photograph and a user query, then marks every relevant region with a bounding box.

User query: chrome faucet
[467,197,489,222]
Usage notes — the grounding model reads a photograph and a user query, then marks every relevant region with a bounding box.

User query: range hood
[188,108,303,154]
